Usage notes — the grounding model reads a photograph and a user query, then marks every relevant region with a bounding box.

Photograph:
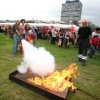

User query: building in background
[61,0,82,25]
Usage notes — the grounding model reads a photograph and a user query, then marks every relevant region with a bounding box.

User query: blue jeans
[12,34,20,54]
[88,44,95,57]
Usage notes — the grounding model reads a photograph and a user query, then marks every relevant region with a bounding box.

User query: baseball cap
[82,20,88,23]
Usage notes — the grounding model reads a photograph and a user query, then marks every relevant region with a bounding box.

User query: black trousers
[51,37,56,44]
[78,39,89,60]
[69,38,74,45]
[65,38,69,48]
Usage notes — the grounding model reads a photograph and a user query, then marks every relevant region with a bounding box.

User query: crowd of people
[1,19,100,66]
[11,19,37,54]
[3,19,78,52]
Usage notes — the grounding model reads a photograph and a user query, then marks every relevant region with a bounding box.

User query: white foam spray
[17,40,55,77]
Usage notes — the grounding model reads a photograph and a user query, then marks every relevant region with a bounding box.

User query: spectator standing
[12,20,20,54]
[59,29,64,47]
[19,19,26,39]
[51,27,57,45]
[92,27,100,38]
[75,20,92,66]
[69,32,75,45]
[48,29,52,43]
[88,34,100,58]
[25,24,37,46]
[65,29,70,48]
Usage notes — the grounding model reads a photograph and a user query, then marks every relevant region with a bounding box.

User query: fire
[27,63,79,92]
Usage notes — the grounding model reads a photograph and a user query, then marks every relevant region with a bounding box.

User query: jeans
[88,44,95,57]
[12,34,20,54]
[65,38,69,48]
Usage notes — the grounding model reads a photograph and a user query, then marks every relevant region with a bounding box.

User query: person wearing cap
[75,20,92,66]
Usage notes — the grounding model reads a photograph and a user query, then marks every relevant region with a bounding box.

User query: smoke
[17,40,55,77]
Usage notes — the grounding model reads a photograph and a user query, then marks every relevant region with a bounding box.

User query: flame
[27,63,79,92]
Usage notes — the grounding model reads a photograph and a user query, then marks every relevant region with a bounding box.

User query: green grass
[0,33,100,100]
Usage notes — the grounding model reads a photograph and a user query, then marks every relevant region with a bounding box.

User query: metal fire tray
[9,70,69,100]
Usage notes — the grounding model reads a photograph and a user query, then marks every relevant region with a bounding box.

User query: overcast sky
[0,0,100,26]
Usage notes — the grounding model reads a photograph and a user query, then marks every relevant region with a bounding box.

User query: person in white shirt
[51,27,57,44]
[92,28,100,38]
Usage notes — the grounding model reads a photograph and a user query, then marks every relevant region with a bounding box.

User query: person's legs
[82,39,89,66]
[67,38,70,48]
[52,37,56,45]
[98,42,100,52]
[65,39,67,48]
[72,38,74,45]
[78,39,83,61]
[50,37,52,43]
[70,38,74,45]
[88,44,95,58]
[61,38,63,47]
[51,37,54,44]
[12,34,18,54]
[53,37,56,45]
[17,35,20,49]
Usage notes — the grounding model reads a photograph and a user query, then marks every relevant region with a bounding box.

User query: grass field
[0,33,100,100]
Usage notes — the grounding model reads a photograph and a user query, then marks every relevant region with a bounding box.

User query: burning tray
[9,70,69,100]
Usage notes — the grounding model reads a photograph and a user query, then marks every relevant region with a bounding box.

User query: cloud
[0,0,100,26]
[81,0,100,25]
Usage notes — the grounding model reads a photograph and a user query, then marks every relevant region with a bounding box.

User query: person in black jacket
[12,20,20,54]
[75,20,92,66]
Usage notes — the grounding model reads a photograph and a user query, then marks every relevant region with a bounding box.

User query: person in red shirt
[88,34,100,58]
[25,24,37,45]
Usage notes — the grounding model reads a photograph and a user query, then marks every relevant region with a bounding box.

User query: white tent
[0,22,79,31]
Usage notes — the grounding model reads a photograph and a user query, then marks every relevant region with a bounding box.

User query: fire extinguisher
[28,34,34,43]
[58,39,62,47]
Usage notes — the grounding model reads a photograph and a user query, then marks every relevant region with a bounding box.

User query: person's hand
[75,39,77,44]
[18,33,20,35]
[89,40,92,44]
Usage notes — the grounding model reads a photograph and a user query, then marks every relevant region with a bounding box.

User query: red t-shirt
[92,36,100,48]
